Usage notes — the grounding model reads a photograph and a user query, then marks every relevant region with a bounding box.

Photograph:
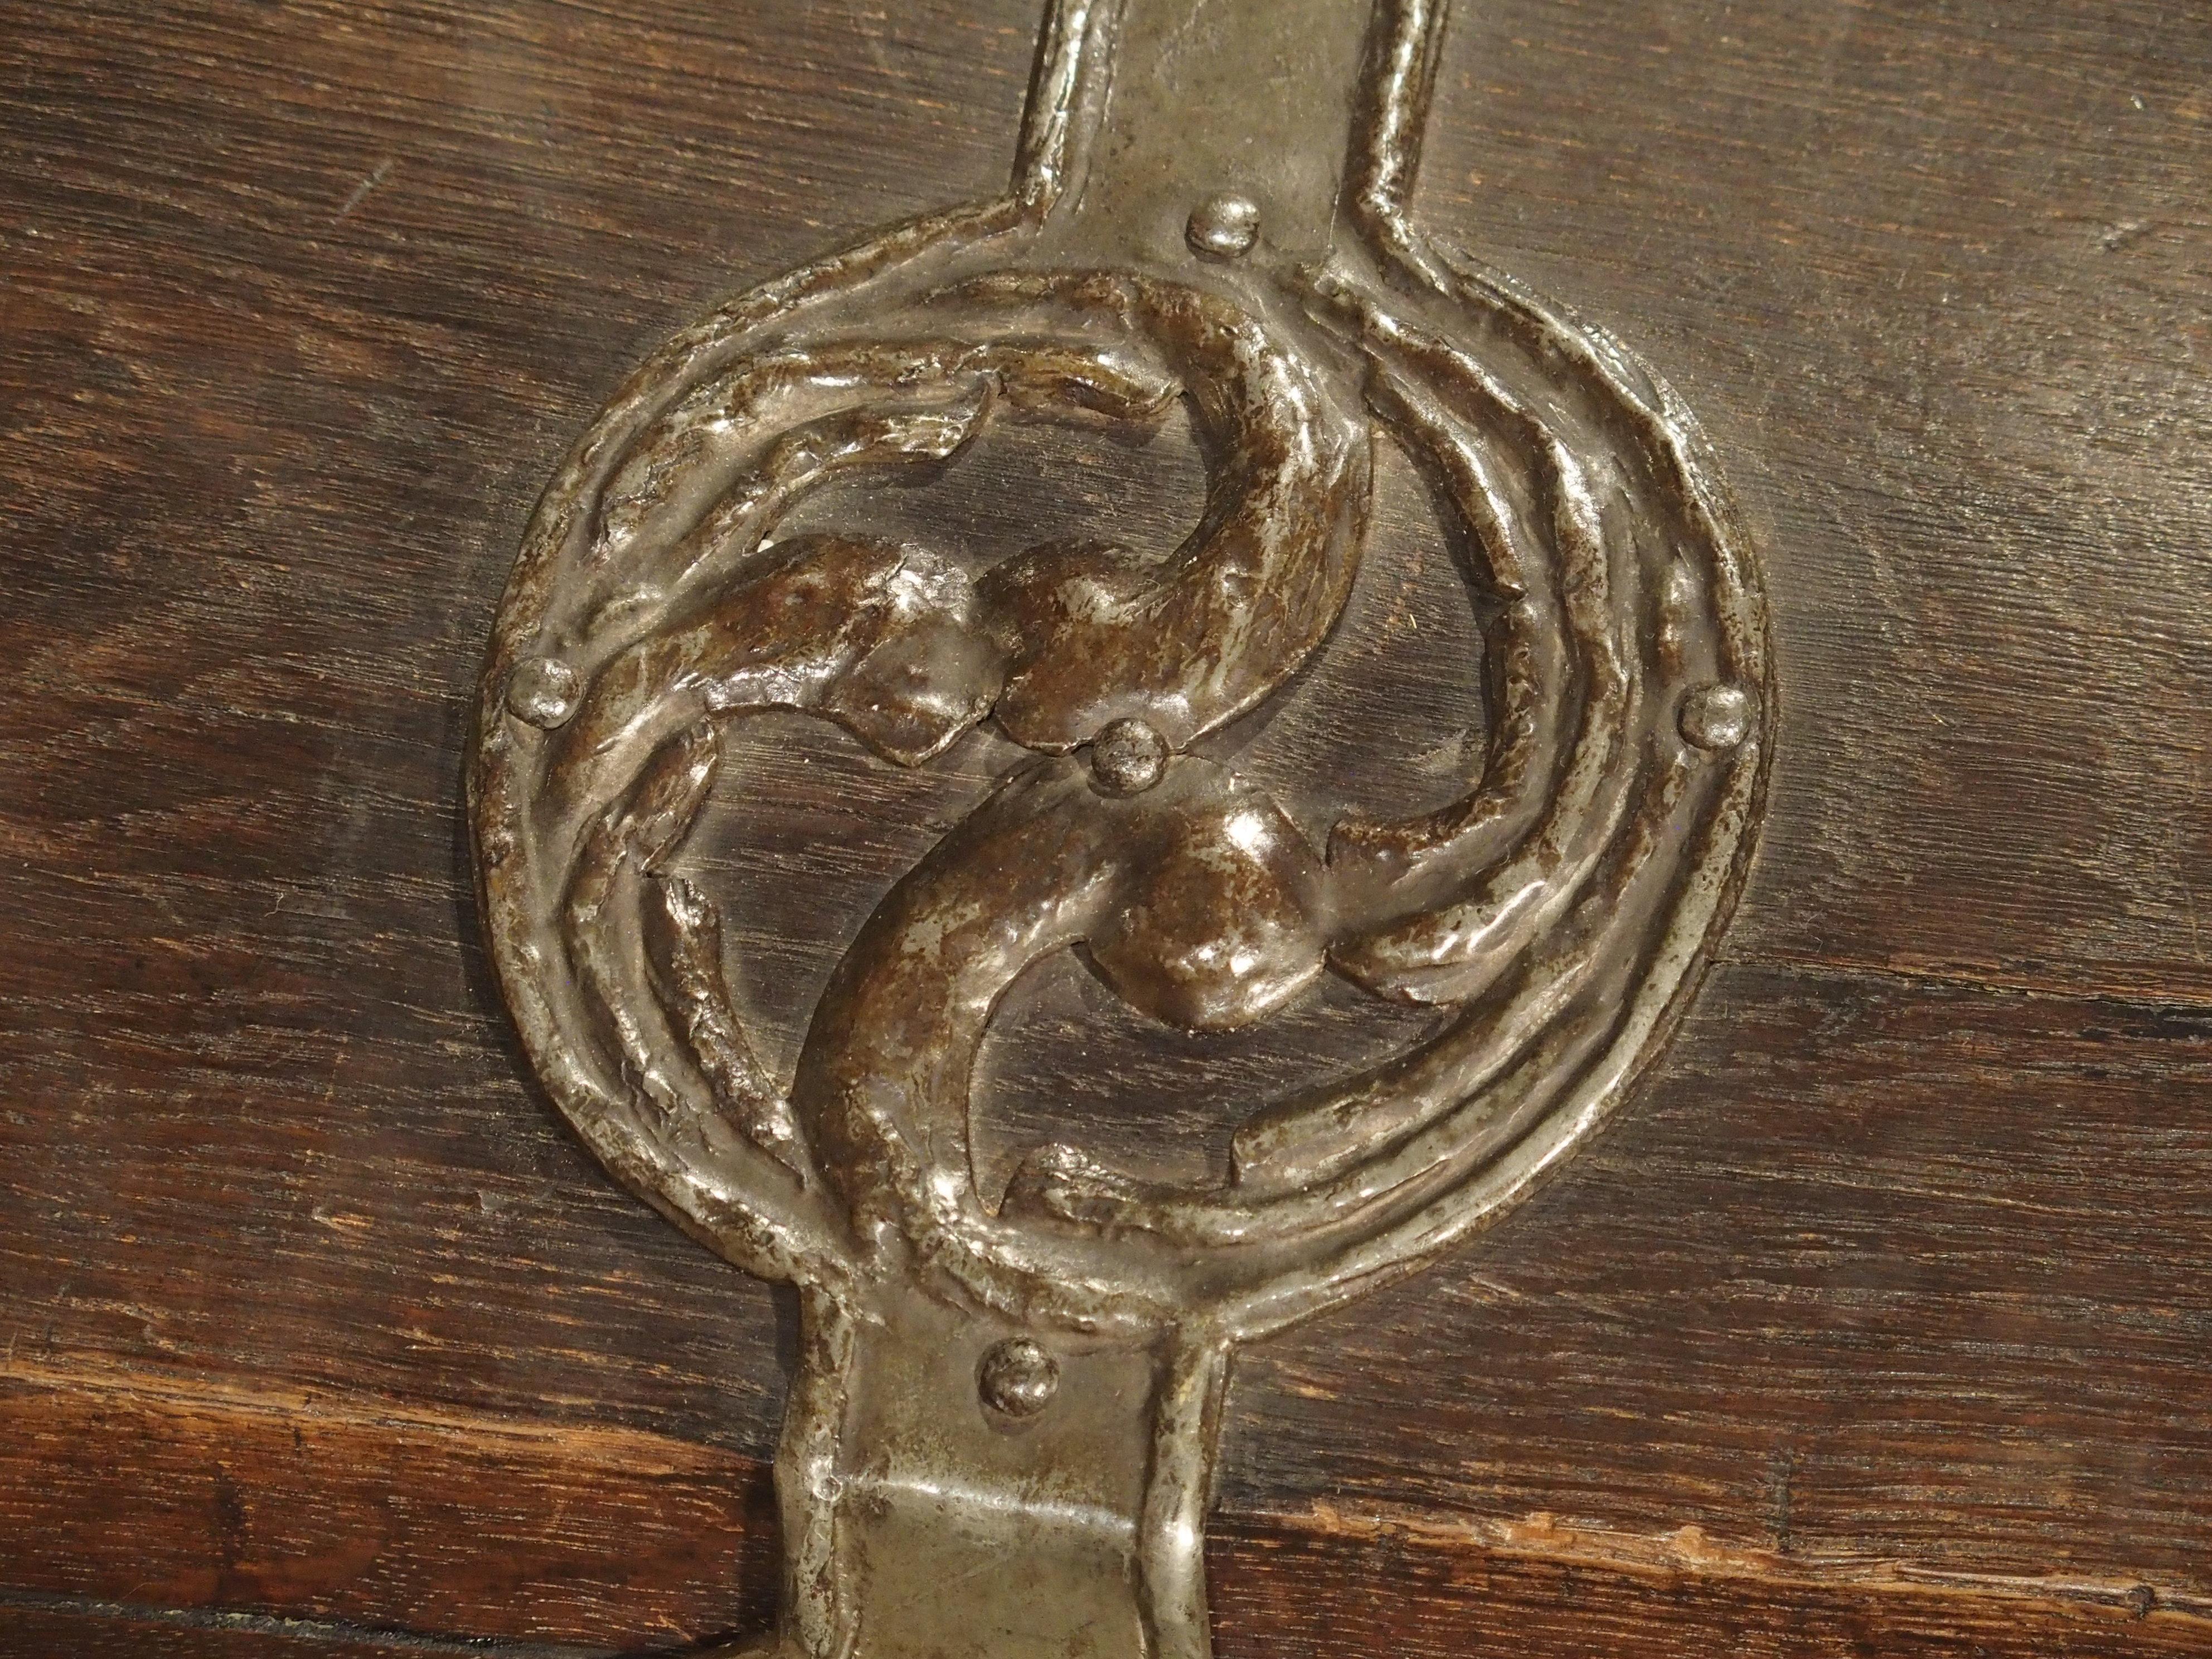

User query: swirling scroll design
[477,259,1762,1350]
[472,6,1769,1653]
[473,0,1766,1364]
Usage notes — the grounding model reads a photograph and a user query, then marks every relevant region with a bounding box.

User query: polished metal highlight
[470,1,1771,1652]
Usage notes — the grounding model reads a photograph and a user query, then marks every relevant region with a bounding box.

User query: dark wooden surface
[2,0,2208,1652]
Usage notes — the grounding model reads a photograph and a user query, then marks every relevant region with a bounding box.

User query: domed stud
[1186,192,1260,260]
[978,1337,1059,1420]
[1088,787,1328,1033]
[507,655,582,729]
[1089,717,1169,796]
[1679,682,1755,752]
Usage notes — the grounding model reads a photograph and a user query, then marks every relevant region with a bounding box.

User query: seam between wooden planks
[0,1586,605,1657]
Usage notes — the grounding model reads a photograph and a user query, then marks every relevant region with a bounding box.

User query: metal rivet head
[1090,717,1169,795]
[1186,193,1260,260]
[1680,682,1755,751]
[978,1338,1059,1419]
[507,655,581,729]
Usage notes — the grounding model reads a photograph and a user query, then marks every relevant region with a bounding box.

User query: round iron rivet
[1090,717,1169,795]
[1679,682,1754,751]
[507,655,582,729]
[978,1337,1059,1419]
[1186,193,1260,260]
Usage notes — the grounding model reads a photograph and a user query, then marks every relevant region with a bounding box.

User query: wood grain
[6,1351,2208,1656]
[1209,1514,2212,1659]
[1,0,2207,1650]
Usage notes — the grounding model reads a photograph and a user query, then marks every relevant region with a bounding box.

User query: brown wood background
[2,0,2208,1652]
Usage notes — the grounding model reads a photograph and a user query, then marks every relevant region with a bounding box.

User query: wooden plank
[3,963,2208,1639]
[0,0,2201,1032]
[3,1362,2207,1655]
[0,0,2208,1647]
[1220,965,2212,1588]
[1210,1514,2212,1659]
[0,1362,772,1648]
